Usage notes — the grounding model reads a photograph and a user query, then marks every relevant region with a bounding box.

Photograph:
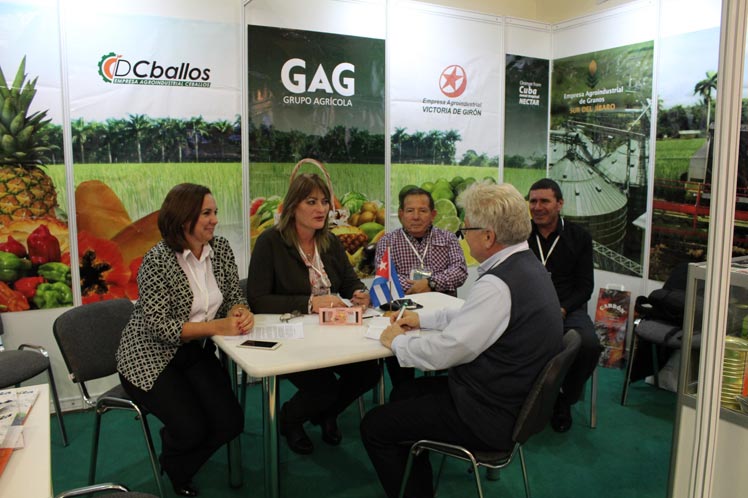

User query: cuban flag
[370,246,405,308]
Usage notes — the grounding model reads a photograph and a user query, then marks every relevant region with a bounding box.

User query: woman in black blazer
[247,173,378,455]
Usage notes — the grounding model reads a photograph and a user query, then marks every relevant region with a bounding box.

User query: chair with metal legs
[621,317,686,405]
[54,482,158,498]
[399,330,582,498]
[53,299,165,498]
[0,315,68,446]
[583,366,598,428]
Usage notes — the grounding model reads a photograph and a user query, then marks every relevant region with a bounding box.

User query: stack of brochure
[0,387,40,477]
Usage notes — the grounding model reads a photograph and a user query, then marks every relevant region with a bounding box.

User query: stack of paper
[0,387,40,477]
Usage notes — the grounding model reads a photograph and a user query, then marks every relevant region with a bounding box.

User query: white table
[0,384,51,498]
[213,292,464,498]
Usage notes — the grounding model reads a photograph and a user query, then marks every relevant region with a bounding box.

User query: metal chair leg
[398,447,418,498]
[136,408,165,498]
[240,370,248,414]
[433,454,447,495]
[88,409,103,485]
[46,363,68,446]
[651,342,661,388]
[468,456,484,498]
[621,333,639,405]
[358,396,366,420]
[589,367,598,428]
[518,447,531,498]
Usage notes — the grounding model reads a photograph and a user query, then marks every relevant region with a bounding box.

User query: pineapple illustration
[0,56,58,225]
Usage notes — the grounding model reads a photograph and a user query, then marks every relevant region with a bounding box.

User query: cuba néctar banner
[247,25,385,277]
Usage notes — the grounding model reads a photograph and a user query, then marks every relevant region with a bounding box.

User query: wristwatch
[428,278,437,291]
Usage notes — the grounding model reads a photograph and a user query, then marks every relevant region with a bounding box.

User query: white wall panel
[552,0,657,58]
[505,17,552,59]
[245,0,386,38]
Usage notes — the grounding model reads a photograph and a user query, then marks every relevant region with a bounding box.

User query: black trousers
[562,308,603,403]
[283,359,380,424]
[384,356,415,390]
[360,377,499,498]
[119,341,243,485]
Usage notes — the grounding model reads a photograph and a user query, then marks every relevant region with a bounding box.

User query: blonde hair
[457,182,531,246]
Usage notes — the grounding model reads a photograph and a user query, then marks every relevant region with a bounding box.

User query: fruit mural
[401,175,496,266]
[0,57,72,312]
[0,58,165,311]
[249,189,387,278]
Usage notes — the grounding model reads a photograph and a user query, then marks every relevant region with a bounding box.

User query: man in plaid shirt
[374,187,468,387]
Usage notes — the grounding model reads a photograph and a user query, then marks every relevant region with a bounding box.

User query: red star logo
[439,65,467,98]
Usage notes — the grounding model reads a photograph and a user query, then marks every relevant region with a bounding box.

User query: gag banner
[503,54,550,193]
[0,0,71,312]
[62,1,242,303]
[247,25,385,278]
[551,41,654,278]
[594,287,631,369]
[389,5,502,266]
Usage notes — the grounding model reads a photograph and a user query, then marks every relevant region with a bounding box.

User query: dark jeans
[361,377,497,498]
[119,341,243,485]
[563,308,603,403]
[283,359,380,424]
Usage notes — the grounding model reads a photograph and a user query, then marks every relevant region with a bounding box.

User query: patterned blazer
[116,236,247,391]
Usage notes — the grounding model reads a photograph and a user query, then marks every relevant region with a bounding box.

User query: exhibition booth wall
[1,2,743,494]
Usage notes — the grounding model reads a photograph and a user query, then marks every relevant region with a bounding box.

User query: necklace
[298,239,316,260]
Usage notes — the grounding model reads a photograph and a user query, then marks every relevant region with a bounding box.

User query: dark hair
[277,173,332,251]
[398,187,434,211]
[158,183,212,251]
[529,178,563,201]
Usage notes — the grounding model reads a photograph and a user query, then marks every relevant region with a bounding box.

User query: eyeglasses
[456,225,484,239]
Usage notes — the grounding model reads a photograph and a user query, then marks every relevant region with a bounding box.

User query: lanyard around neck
[535,217,564,267]
[402,228,432,268]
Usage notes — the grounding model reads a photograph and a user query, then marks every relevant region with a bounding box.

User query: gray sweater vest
[448,250,563,450]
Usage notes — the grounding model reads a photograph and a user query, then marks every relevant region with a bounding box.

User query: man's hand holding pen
[380,309,420,349]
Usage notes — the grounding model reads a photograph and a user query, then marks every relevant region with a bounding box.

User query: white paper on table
[365,318,424,341]
[0,389,31,449]
[223,321,304,342]
[14,388,40,419]
[364,317,391,340]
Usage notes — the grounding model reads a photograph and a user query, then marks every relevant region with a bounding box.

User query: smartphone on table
[395,298,423,310]
[238,339,281,350]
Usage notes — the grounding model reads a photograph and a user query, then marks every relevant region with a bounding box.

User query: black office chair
[54,482,158,498]
[53,299,165,498]
[620,316,692,405]
[399,330,582,498]
[0,314,68,446]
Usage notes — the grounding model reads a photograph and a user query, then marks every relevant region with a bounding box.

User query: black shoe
[320,417,342,446]
[280,404,314,455]
[171,480,198,497]
[551,394,573,433]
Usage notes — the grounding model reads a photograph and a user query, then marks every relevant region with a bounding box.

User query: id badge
[409,268,433,281]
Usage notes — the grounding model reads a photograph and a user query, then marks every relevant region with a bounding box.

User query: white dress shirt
[390,241,531,371]
[176,244,223,323]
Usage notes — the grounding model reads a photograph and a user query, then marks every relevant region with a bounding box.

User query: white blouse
[176,245,223,323]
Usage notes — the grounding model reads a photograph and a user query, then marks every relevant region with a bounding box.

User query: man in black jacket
[528,178,603,433]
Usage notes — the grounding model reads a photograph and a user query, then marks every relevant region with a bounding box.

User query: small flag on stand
[370,246,404,308]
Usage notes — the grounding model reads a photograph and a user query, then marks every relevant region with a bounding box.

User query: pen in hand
[395,305,406,322]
